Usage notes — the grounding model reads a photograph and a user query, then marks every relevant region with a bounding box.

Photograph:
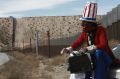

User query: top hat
[80,2,97,22]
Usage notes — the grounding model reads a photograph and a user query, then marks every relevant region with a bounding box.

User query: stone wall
[0,15,102,50]
[15,15,102,48]
[0,17,13,49]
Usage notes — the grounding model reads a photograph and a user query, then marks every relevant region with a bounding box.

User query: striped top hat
[80,2,97,22]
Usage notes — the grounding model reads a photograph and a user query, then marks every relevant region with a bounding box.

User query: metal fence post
[30,38,32,51]
[23,40,24,53]
[47,30,51,58]
[36,31,39,57]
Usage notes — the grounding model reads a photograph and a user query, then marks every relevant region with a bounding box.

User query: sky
[0,0,120,18]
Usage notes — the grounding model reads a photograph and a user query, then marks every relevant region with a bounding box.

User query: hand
[60,46,73,54]
[79,47,88,53]
[60,48,70,54]
[86,45,96,51]
[86,45,96,53]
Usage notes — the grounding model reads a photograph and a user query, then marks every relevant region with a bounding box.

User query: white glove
[79,48,87,53]
[60,46,73,54]
[86,45,96,51]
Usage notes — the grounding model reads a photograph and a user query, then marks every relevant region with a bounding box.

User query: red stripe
[92,4,95,18]
[84,6,87,17]
[87,3,91,17]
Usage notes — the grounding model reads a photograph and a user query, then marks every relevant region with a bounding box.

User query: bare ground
[0,51,70,79]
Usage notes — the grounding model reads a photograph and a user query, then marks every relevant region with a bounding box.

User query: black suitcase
[68,53,92,73]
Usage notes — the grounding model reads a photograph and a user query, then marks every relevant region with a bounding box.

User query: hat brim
[80,18,97,23]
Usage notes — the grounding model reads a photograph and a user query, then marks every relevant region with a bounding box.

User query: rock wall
[15,15,102,48]
[0,17,13,49]
[0,15,102,49]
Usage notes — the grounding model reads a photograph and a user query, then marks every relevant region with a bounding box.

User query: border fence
[101,4,120,41]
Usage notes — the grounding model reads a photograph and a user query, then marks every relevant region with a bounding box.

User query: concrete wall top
[101,15,108,27]
[118,4,120,20]
[107,12,112,26]
[112,7,118,23]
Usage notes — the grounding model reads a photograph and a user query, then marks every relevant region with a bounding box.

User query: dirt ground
[0,51,70,79]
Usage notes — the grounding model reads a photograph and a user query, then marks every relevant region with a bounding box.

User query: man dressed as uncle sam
[61,1,118,79]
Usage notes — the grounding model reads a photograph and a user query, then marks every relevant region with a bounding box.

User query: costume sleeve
[71,32,86,50]
[95,27,108,49]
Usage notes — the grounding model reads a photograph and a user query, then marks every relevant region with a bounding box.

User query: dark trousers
[85,49,112,79]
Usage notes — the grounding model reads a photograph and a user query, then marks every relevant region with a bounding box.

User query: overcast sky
[0,0,119,17]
